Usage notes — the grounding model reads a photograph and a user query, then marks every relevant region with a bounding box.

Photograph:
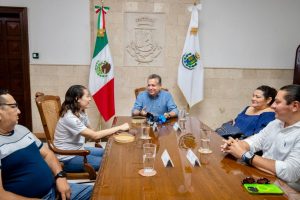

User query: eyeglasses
[0,103,19,109]
[242,177,270,185]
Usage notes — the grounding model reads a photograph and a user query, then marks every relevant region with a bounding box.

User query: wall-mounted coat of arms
[124,13,165,67]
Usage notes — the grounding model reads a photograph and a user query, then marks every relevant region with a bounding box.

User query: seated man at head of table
[221,84,300,191]
[0,88,92,200]
[132,74,178,119]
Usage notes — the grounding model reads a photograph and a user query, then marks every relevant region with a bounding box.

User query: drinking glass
[178,108,187,130]
[143,143,156,173]
[141,125,150,139]
[199,130,212,153]
[200,151,211,164]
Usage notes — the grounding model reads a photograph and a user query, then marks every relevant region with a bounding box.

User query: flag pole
[90,0,115,130]
[98,0,104,132]
[177,0,204,113]
[187,104,190,114]
[188,0,195,113]
[95,0,105,132]
[97,0,104,132]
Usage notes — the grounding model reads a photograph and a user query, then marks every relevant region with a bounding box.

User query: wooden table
[91,116,299,200]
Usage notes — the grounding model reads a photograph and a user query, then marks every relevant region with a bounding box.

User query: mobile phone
[243,183,284,195]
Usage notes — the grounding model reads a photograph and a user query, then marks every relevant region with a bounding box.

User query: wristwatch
[165,113,171,118]
[241,151,255,165]
[55,170,67,180]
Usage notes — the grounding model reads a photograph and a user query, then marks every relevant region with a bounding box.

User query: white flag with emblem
[177,4,203,107]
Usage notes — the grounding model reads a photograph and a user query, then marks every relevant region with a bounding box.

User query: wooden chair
[35,92,96,180]
[134,87,168,98]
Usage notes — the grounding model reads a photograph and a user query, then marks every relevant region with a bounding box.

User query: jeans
[42,183,93,200]
[62,146,104,172]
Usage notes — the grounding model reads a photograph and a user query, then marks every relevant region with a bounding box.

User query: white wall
[199,0,300,68]
[1,0,299,68]
[0,0,90,65]
[19,0,295,132]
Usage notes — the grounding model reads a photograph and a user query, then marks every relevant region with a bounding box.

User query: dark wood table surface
[91,116,299,200]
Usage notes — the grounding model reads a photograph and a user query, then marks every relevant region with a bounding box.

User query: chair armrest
[50,145,90,156]
[225,120,233,125]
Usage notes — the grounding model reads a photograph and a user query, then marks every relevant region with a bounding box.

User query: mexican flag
[177,4,204,108]
[89,6,115,121]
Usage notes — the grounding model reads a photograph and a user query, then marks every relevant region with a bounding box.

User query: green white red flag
[89,6,115,121]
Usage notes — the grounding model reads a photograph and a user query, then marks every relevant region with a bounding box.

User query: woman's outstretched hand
[119,123,130,131]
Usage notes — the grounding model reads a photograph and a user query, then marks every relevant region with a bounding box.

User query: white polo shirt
[54,110,90,160]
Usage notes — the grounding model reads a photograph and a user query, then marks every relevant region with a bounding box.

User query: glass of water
[178,108,187,130]
[199,130,212,154]
[143,143,156,173]
[140,124,150,139]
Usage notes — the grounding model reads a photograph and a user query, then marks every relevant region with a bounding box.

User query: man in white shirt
[221,84,300,191]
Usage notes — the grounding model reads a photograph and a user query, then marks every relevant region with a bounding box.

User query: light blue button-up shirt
[132,90,178,117]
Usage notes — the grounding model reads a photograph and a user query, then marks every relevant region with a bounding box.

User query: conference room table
[91,116,299,200]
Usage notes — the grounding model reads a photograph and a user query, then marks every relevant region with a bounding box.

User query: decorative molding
[124,13,165,67]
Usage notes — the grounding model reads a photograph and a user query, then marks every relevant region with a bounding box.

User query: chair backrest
[35,92,61,151]
[35,92,97,180]
[134,87,169,98]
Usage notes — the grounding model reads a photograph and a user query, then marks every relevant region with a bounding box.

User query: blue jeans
[42,183,92,200]
[62,147,104,172]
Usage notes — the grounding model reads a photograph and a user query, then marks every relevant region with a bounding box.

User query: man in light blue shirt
[132,74,178,119]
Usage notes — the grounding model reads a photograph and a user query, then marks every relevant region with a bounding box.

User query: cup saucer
[138,169,157,177]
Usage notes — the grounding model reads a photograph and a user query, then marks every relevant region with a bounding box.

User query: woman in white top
[54,85,129,172]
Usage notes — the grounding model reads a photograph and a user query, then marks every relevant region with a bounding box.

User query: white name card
[152,122,158,132]
[173,122,181,132]
[186,149,201,167]
[161,149,174,167]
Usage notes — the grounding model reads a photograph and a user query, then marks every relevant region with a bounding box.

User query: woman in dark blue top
[234,106,275,137]
[233,85,277,137]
